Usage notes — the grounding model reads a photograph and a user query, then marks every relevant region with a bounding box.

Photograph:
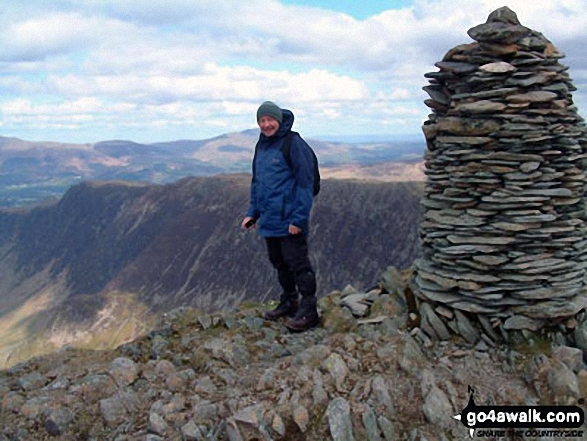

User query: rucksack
[253,131,321,196]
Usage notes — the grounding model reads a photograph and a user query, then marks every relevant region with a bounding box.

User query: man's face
[258,115,280,137]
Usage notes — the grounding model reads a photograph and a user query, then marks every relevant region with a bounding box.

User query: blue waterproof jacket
[247,109,314,237]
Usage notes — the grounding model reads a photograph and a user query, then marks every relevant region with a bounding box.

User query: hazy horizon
[1,129,426,146]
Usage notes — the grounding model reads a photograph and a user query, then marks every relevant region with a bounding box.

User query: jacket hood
[261,109,294,141]
[277,109,294,136]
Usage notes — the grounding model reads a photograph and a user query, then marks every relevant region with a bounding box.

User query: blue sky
[1,0,587,143]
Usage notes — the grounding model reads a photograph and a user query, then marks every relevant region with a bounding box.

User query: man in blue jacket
[241,101,319,332]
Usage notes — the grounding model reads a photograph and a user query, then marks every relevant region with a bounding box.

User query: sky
[1,0,587,144]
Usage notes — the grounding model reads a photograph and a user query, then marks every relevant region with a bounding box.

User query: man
[241,101,319,332]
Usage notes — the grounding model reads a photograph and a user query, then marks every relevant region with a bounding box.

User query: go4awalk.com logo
[453,387,585,438]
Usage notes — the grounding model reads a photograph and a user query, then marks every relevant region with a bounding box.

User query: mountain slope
[0,175,423,367]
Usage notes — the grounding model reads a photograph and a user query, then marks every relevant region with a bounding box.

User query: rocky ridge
[1,267,586,440]
[415,7,587,342]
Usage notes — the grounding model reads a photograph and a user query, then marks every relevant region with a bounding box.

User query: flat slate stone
[423,86,450,105]
[436,136,493,145]
[442,245,500,254]
[456,100,507,113]
[420,303,451,340]
[434,117,500,135]
[447,235,516,245]
[507,91,558,103]
[491,222,540,231]
[467,22,531,44]
[503,315,543,331]
[464,152,544,162]
[479,61,516,73]
[512,287,567,300]
[435,61,478,74]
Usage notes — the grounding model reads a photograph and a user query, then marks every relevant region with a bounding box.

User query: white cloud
[43,65,367,105]
[1,0,587,142]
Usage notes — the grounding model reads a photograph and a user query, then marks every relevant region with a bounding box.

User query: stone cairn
[412,7,587,346]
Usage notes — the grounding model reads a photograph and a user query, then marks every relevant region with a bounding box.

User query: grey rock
[312,369,329,407]
[109,357,139,386]
[472,255,509,265]
[380,266,404,295]
[399,336,427,375]
[479,61,516,73]
[181,420,205,441]
[1,392,25,413]
[192,400,219,423]
[195,375,218,395]
[154,359,176,376]
[362,405,383,441]
[166,368,195,392]
[293,344,332,367]
[371,375,395,416]
[327,397,354,441]
[43,407,75,437]
[43,376,70,391]
[487,6,522,24]
[272,413,286,437]
[423,86,450,105]
[232,403,266,438]
[574,320,587,361]
[322,353,349,391]
[547,361,581,403]
[293,405,310,433]
[377,416,396,441]
[551,346,584,373]
[198,314,212,330]
[423,386,453,428]
[468,20,531,44]
[226,419,244,441]
[100,395,129,427]
[148,412,169,436]
[21,396,51,419]
[341,293,371,317]
[478,315,500,342]
[456,100,507,114]
[17,372,47,391]
[507,91,558,103]
[454,310,480,344]
[435,61,478,74]
[436,136,493,145]
[75,374,117,403]
[150,334,169,359]
[420,302,451,340]
[503,315,542,331]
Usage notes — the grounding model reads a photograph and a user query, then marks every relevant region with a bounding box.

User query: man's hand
[241,217,257,230]
[289,224,302,235]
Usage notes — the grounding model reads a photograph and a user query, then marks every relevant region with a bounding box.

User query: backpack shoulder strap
[281,131,298,170]
[252,138,261,181]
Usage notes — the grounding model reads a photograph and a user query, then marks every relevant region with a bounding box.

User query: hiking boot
[263,293,298,321]
[285,296,319,332]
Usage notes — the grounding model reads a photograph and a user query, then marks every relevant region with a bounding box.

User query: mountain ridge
[0,132,425,207]
[0,174,424,368]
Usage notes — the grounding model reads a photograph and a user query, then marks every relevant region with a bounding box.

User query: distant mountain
[0,174,424,367]
[0,132,425,207]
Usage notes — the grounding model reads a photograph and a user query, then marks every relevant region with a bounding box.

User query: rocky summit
[416,6,587,341]
[1,267,587,440]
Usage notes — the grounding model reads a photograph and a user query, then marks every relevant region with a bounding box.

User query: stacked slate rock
[414,7,587,337]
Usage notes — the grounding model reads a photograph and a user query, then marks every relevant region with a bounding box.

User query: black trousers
[266,235,315,297]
